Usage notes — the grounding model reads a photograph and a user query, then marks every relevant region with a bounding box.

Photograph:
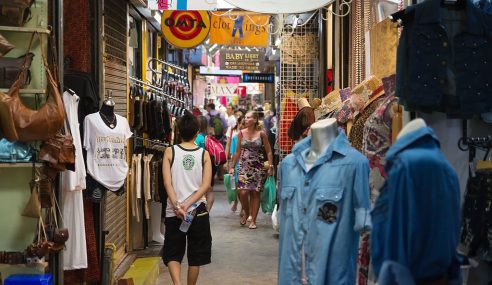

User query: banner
[161,11,211,49]
[220,49,265,71]
[157,0,217,10]
[210,13,270,47]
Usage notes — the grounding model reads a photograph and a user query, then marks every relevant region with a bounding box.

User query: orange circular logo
[162,11,211,49]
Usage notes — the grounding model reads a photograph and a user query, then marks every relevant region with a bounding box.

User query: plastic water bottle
[230,174,236,190]
[179,203,199,233]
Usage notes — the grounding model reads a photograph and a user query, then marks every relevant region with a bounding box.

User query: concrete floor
[156,184,279,285]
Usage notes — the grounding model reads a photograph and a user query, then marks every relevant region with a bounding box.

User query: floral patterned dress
[237,133,266,191]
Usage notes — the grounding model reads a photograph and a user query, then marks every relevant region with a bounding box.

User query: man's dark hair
[178,112,199,141]
[207,103,216,110]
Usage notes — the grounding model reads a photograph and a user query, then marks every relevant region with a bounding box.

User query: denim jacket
[371,127,461,281]
[278,130,371,285]
[396,0,492,117]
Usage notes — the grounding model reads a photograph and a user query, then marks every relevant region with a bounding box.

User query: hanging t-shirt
[83,112,133,191]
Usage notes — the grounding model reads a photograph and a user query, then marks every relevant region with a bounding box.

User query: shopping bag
[224,174,236,204]
[261,176,276,214]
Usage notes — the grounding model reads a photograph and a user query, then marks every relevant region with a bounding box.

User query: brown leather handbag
[0,0,34,27]
[0,33,15,57]
[0,52,34,88]
[0,33,65,142]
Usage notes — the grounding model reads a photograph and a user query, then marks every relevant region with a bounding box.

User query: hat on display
[297,97,311,110]
[350,75,383,117]
[288,104,315,141]
[316,89,343,119]
[310,98,322,109]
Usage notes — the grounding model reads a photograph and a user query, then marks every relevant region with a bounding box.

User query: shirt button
[443,42,448,47]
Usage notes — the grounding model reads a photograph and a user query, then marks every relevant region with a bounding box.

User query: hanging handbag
[25,215,52,259]
[0,138,32,162]
[37,177,53,208]
[0,33,15,57]
[0,33,65,142]
[0,0,35,27]
[0,52,34,88]
[21,179,41,218]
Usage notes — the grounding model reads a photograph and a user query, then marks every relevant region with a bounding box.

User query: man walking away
[162,112,213,285]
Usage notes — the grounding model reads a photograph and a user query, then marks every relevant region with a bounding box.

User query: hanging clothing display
[460,169,492,261]
[60,91,87,270]
[395,0,492,117]
[83,113,133,191]
[371,127,461,282]
[278,131,371,285]
[369,19,398,79]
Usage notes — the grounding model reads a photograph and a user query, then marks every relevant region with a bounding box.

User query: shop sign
[220,49,265,71]
[243,73,274,83]
[209,83,239,97]
[157,0,217,10]
[210,12,270,47]
[161,11,211,49]
[199,66,242,76]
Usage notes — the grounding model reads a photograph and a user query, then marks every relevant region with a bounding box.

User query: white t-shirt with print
[83,113,133,191]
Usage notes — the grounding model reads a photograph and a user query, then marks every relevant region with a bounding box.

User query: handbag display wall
[0,0,35,27]
[0,52,34,88]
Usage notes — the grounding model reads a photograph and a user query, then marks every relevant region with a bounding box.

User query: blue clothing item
[396,0,492,117]
[378,260,462,285]
[371,127,461,281]
[278,130,371,285]
[194,133,205,149]
[474,0,492,13]
[230,134,238,156]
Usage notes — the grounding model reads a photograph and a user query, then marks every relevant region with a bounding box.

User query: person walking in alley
[195,115,217,212]
[162,112,213,285]
[229,111,274,229]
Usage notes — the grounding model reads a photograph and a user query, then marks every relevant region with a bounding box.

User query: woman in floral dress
[229,111,273,229]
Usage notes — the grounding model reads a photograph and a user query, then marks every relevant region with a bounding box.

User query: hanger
[63,87,76,96]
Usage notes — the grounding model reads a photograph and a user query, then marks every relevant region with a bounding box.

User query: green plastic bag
[261,176,276,214]
[224,174,236,204]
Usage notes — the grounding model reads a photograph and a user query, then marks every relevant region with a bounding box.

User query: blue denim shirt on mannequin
[396,0,492,117]
[278,130,371,285]
[371,127,461,282]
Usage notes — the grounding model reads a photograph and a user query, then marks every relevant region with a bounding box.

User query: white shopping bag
[272,204,280,232]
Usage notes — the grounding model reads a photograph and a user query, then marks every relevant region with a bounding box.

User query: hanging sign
[209,83,239,97]
[161,11,211,49]
[243,73,275,83]
[220,49,265,71]
[210,12,270,47]
[157,0,218,11]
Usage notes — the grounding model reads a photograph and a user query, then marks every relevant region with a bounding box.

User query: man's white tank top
[166,145,206,217]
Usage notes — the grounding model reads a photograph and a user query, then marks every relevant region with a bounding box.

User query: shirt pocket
[315,187,344,224]
[280,186,296,216]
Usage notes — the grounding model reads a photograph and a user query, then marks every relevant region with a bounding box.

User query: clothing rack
[148,58,187,73]
[129,76,186,104]
[132,135,169,147]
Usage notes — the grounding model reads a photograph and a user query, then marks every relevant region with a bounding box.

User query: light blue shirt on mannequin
[278,130,371,285]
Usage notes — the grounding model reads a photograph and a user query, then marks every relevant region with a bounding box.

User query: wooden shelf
[0,26,50,34]
[0,89,46,94]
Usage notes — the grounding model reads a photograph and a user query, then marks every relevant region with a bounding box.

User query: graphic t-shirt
[83,113,133,191]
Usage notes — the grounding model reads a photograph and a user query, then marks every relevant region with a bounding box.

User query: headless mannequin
[304,118,338,171]
[396,118,427,140]
[99,100,117,129]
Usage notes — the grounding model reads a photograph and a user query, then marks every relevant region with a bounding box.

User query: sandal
[240,216,247,226]
[248,224,257,229]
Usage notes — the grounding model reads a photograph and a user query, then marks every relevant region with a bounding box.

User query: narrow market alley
[156,185,279,285]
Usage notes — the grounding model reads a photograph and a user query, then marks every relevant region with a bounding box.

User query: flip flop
[248,224,257,229]
[240,216,247,226]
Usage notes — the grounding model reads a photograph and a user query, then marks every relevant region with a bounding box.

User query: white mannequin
[304,118,338,170]
[396,118,427,140]
[150,202,164,243]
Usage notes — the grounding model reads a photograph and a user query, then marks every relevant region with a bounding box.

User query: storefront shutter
[103,0,128,267]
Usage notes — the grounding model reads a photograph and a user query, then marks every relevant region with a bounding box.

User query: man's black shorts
[162,203,212,266]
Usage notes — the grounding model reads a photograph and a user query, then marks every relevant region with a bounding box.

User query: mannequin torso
[396,118,426,140]
[304,118,338,169]
[99,102,117,129]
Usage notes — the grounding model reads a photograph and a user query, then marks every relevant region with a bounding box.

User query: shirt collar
[416,0,486,36]
[292,129,350,169]
[385,127,440,161]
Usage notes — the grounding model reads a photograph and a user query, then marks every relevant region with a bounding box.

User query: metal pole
[318,8,327,98]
